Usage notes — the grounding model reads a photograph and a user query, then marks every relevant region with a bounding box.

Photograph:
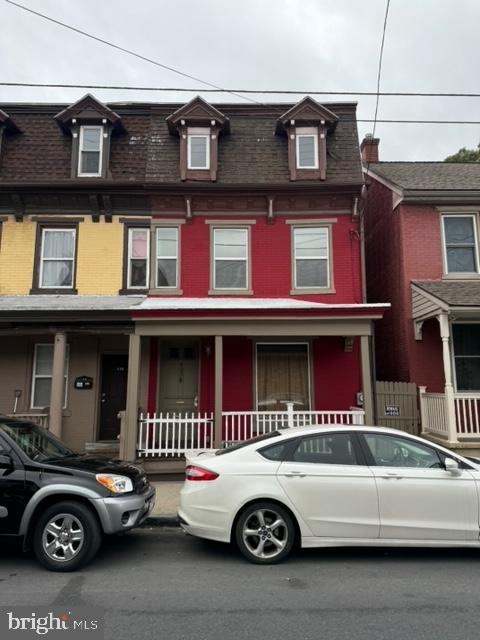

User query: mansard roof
[0,108,20,133]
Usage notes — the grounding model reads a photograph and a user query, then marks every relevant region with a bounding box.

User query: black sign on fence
[384,405,401,417]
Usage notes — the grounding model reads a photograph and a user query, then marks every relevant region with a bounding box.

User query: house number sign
[74,376,93,390]
[384,405,400,417]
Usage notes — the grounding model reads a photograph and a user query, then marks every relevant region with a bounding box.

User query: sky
[1,0,480,161]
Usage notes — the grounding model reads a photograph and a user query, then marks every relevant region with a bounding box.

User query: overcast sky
[1,0,480,161]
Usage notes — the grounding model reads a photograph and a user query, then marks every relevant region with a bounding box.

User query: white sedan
[178,425,480,564]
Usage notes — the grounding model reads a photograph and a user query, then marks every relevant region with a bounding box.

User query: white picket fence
[137,407,365,457]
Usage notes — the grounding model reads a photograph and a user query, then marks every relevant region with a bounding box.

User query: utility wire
[371,0,391,143]
[3,0,260,105]
[2,82,480,99]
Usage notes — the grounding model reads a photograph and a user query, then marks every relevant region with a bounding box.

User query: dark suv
[0,417,155,571]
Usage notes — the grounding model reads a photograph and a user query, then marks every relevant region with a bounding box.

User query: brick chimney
[360,133,380,162]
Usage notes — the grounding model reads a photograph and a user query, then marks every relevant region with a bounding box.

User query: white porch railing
[6,413,49,429]
[418,392,449,438]
[137,412,214,457]
[223,408,365,444]
[137,407,365,457]
[419,389,480,439]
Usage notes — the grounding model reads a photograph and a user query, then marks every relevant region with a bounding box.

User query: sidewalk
[144,481,182,526]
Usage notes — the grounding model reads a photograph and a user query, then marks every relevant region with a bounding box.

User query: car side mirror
[444,457,461,475]
[0,453,13,469]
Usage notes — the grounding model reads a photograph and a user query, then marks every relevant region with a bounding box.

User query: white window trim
[31,343,69,410]
[39,227,76,290]
[441,213,480,277]
[212,227,249,291]
[155,226,179,289]
[255,342,311,411]
[78,125,104,177]
[188,134,210,170]
[292,226,331,291]
[296,133,319,169]
[127,227,150,290]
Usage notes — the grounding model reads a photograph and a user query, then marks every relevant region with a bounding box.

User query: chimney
[360,133,380,162]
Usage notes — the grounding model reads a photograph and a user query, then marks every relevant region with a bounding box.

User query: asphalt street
[1,527,480,640]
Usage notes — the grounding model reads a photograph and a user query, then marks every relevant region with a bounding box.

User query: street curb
[141,516,180,528]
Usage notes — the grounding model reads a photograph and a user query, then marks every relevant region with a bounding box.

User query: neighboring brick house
[0,94,387,468]
[362,135,480,449]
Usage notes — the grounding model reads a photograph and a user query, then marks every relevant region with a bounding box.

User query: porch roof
[136,297,389,313]
[0,295,145,312]
[414,281,480,309]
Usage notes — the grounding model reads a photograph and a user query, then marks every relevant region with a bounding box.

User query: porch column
[438,313,458,443]
[214,335,223,448]
[360,335,374,425]
[120,333,141,461]
[49,332,66,438]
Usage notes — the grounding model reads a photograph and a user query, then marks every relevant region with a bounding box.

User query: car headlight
[96,474,133,494]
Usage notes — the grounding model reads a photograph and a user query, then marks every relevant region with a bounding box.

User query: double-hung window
[78,125,103,177]
[293,226,330,289]
[31,343,69,409]
[188,130,210,170]
[127,228,149,289]
[213,228,248,290]
[156,227,179,288]
[296,128,318,169]
[442,215,479,274]
[39,228,76,289]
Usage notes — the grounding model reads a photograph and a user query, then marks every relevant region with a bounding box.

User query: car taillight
[185,465,219,481]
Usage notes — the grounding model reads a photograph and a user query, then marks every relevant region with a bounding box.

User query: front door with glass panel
[361,432,478,540]
[256,343,310,411]
[158,341,199,414]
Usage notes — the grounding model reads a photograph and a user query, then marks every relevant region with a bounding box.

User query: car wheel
[33,501,102,572]
[235,501,295,564]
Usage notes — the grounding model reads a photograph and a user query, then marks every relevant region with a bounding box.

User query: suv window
[0,421,75,463]
[289,433,358,465]
[363,433,442,468]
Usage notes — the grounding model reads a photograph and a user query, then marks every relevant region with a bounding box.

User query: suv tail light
[185,465,219,481]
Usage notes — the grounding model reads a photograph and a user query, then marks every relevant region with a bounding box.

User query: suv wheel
[235,501,295,564]
[33,501,102,572]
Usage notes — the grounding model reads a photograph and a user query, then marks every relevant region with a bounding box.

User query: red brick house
[363,136,480,449]
[0,95,387,467]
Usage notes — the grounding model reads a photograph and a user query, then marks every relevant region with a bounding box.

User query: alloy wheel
[42,513,85,562]
[242,508,288,559]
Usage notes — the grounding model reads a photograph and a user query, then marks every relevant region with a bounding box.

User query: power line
[371,0,391,142]
[2,82,480,99]
[3,0,260,105]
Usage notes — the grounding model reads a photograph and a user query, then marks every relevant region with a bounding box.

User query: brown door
[158,340,199,413]
[98,354,128,441]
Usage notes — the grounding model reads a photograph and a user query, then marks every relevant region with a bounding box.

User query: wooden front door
[158,340,199,414]
[98,354,128,441]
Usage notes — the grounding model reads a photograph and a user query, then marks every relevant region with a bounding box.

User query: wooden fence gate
[375,381,418,434]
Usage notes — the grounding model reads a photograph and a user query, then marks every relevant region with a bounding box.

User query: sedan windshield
[0,421,75,462]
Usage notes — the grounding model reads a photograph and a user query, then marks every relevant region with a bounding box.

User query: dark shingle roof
[415,281,480,307]
[370,162,480,191]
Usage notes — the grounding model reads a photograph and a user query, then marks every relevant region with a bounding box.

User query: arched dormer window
[54,94,124,179]
[166,96,229,182]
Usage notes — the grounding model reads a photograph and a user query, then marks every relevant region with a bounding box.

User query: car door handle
[379,472,403,479]
[283,471,306,478]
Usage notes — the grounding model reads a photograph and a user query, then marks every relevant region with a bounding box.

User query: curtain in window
[257,344,309,410]
[41,230,74,287]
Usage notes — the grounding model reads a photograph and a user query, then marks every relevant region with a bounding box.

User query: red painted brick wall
[365,176,445,391]
[313,337,362,409]
[174,214,363,301]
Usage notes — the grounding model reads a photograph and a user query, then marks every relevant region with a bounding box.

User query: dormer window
[188,129,210,170]
[78,125,103,177]
[276,97,338,181]
[296,129,319,169]
[54,94,124,179]
[167,96,229,182]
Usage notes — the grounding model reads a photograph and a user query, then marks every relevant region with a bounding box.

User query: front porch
[119,297,387,462]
